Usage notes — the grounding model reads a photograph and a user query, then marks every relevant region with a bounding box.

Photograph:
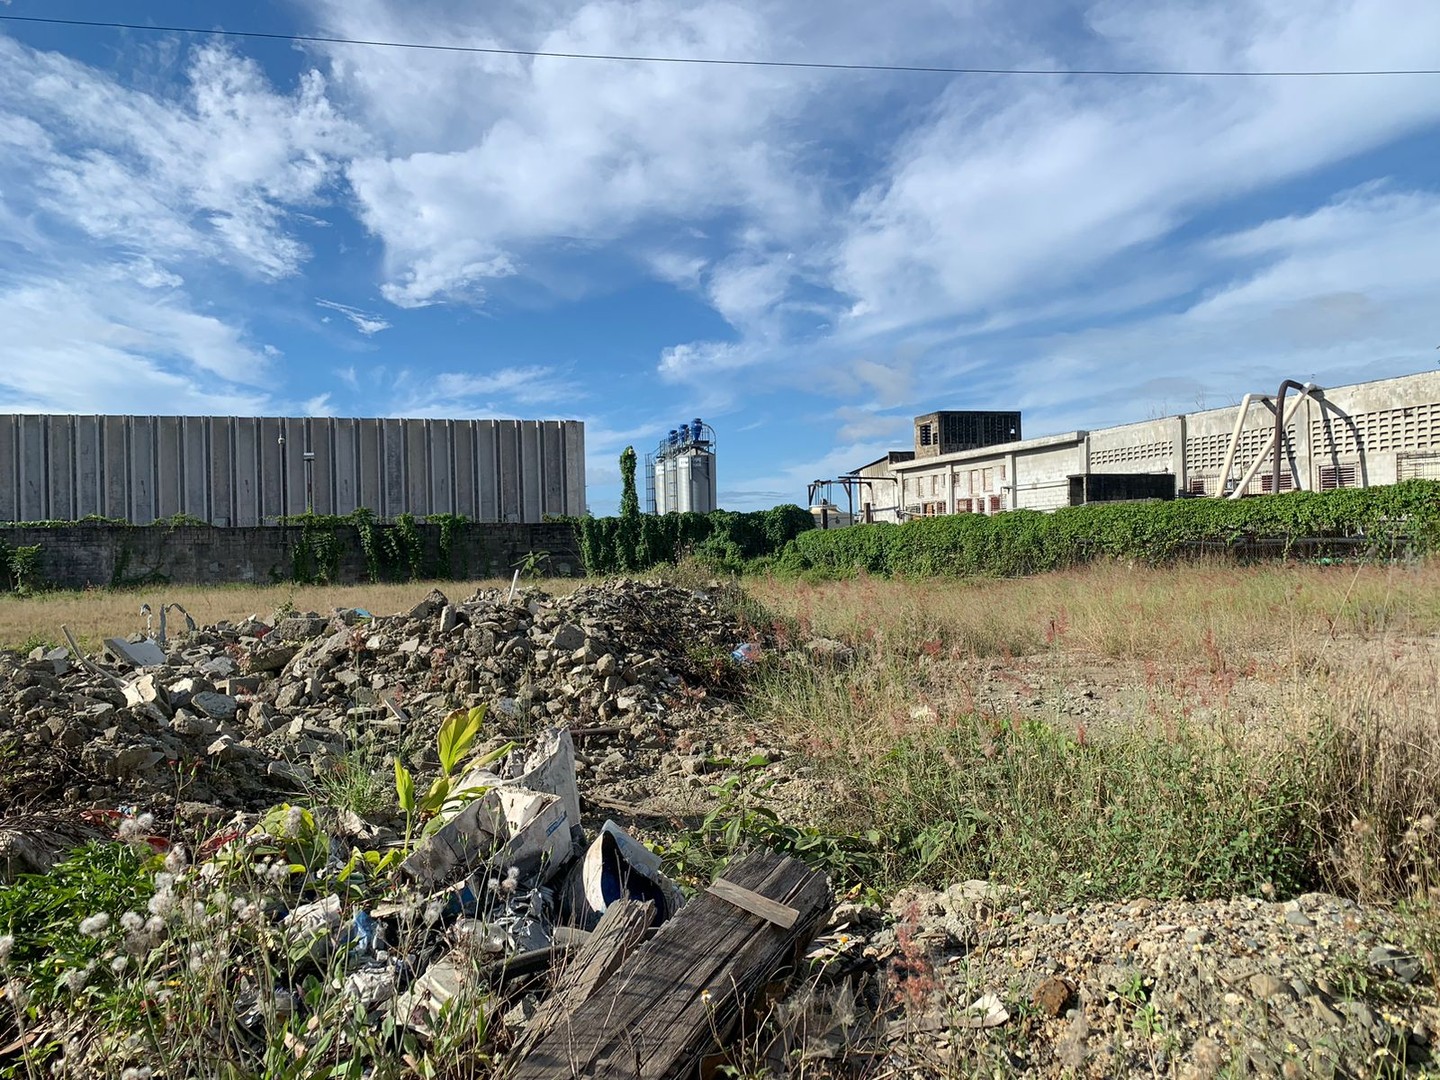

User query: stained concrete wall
[0,416,586,525]
[1,522,583,589]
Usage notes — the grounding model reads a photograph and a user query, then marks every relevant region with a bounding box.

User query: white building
[856,370,1440,520]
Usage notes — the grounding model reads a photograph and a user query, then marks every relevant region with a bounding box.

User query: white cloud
[382,365,583,417]
[833,0,1440,336]
[315,298,392,335]
[967,185,1440,430]
[0,272,277,413]
[0,36,362,280]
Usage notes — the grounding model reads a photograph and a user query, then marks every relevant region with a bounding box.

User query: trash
[558,820,685,931]
[391,953,468,1036]
[449,726,583,845]
[731,642,762,664]
[344,965,399,1012]
[283,895,343,961]
[400,788,572,890]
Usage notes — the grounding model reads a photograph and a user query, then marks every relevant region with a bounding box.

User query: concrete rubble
[0,579,755,818]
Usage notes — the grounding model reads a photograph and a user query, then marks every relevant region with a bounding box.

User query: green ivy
[771,481,1440,579]
[572,504,814,575]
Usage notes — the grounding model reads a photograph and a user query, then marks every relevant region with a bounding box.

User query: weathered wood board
[509,851,831,1080]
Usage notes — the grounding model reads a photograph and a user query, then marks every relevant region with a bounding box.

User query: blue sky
[1,0,1438,514]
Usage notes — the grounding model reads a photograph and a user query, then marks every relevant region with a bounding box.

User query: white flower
[120,912,144,932]
[163,846,189,873]
[147,892,175,918]
[266,862,290,884]
[284,806,305,834]
[61,967,90,994]
[79,913,110,937]
[144,915,165,935]
[4,978,30,1010]
[110,955,129,974]
[153,872,175,892]
[0,934,14,963]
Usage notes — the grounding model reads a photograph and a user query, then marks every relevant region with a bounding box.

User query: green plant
[311,747,394,820]
[6,543,43,594]
[394,705,515,851]
[775,480,1440,580]
[511,548,552,580]
[659,773,883,894]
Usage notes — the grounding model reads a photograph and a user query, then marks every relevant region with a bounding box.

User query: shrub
[777,481,1440,579]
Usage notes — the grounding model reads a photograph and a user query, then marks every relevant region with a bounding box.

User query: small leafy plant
[394,705,515,851]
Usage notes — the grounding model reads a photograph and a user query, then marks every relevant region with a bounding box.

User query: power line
[2,12,1438,78]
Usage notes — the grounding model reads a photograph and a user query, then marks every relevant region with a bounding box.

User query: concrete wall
[884,370,1440,516]
[0,415,586,525]
[1,522,584,589]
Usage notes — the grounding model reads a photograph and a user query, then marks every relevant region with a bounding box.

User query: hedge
[573,505,814,575]
[766,481,1440,578]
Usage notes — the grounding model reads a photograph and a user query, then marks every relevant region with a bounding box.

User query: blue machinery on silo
[644,418,717,514]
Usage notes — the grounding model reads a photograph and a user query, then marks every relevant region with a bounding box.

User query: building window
[1319,463,1358,491]
[929,475,939,496]
[969,470,978,494]
[982,468,994,492]
[919,423,934,447]
[1260,472,1294,494]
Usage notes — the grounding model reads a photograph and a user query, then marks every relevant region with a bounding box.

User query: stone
[1249,973,1292,1001]
[1368,945,1424,985]
[1031,976,1074,1018]
[245,643,298,674]
[192,691,239,721]
[123,673,169,710]
[104,638,168,668]
[169,710,218,738]
[550,623,586,652]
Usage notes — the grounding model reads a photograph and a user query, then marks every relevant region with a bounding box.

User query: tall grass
[743,562,1440,924]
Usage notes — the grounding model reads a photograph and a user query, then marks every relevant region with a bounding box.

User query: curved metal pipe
[1273,380,1316,493]
[1227,382,1320,498]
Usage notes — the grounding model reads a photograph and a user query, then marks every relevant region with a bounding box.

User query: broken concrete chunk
[105,638,168,668]
[408,588,450,622]
[192,690,239,721]
[123,673,170,710]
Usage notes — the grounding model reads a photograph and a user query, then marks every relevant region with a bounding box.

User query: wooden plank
[508,851,831,1080]
[706,879,799,929]
[515,899,655,1055]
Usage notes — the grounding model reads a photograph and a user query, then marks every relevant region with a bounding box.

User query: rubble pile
[0,579,757,820]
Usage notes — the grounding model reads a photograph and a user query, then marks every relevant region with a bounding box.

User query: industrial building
[646,419,717,515]
[0,414,586,525]
[840,370,1440,523]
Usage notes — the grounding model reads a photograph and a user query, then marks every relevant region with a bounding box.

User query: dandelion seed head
[153,872,175,892]
[79,913,110,937]
[0,935,13,963]
[163,846,189,873]
[147,891,174,918]
[110,955,128,974]
[145,915,165,935]
[120,912,144,932]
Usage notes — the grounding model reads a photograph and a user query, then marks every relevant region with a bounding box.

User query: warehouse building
[0,415,585,525]
[844,370,1440,522]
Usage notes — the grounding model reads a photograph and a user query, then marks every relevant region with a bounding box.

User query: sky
[1,1,1438,515]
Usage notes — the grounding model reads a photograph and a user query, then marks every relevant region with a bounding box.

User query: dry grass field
[0,577,582,653]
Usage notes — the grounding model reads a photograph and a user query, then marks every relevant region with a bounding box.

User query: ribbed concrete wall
[0,415,585,525]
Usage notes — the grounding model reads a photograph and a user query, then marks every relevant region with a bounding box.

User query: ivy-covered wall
[571,505,815,574]
[767,481,1440,578]
[0,518,583,589]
